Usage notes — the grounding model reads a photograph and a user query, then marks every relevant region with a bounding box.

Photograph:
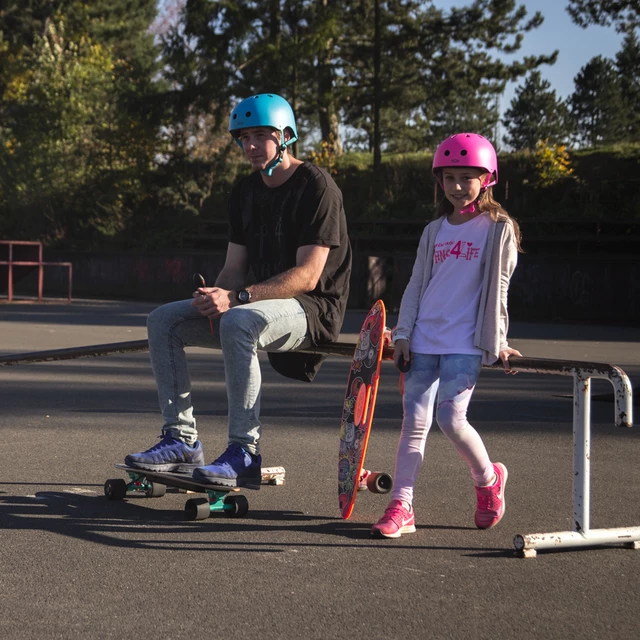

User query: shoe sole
[371,524,416,539]
[191,472,261,490]
[174,463,206,474]
[124,458,206,473]
[125,461,189,473]
[475,463,508,529]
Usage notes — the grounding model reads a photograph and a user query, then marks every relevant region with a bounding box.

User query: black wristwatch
[236,288,252,304]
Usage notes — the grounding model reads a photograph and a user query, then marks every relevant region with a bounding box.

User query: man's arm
[193,242,330,319]
[215,242,250,291]
[247,244,330,301]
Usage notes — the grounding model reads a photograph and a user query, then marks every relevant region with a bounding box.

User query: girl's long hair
[434,177,523,252]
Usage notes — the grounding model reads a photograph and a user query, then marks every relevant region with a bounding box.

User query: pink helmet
[432,133,498,188]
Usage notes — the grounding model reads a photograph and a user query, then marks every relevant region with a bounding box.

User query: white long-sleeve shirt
[392,214,519,366]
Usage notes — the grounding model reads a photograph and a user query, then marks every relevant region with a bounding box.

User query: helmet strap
[459,184,488,215]
[262,129,288,177]
[459,201,477,215]
[262,145,285,177]
[261,128,296,177]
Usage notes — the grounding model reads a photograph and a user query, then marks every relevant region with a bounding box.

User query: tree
[570,56,628,147]
[163,2,294,121]
[566,0,640,33]
[339,1,435,159]
[0,1,167,246]
[615,32,640,137]
[161,0,558,168]
[161,0,341,151]
[0,21,125,239]
[0,0,160,91]
[339,0,558,163]
[503,70,573,150]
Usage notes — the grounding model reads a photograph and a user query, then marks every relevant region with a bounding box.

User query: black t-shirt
[228,161,352,345]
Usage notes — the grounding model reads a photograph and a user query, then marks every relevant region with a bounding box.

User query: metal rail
[0,339,636,557]
[0,240,72,303]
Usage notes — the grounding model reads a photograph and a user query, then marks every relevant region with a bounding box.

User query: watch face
[238,290,250,303]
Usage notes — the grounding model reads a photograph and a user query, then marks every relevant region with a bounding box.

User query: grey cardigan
[392,215,518,366]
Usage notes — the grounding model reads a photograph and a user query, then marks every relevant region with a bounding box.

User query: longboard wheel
[144,482,167,498]
[104,479,127,501]
[366,472,393,494]
[223,494,249,517]
[185,497,210,521]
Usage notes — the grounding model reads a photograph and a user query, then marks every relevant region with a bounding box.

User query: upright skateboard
[105,464,285,521]
[338,300,392,519]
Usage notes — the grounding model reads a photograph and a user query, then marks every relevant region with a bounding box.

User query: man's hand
[192,287,236,319]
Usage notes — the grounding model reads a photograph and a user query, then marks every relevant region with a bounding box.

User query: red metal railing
[0,240,72,303]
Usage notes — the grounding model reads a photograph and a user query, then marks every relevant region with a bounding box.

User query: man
[125,93,352,489]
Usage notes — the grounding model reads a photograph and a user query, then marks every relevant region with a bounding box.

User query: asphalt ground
[0,299,639,640]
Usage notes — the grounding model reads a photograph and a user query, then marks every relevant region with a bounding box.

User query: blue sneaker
[125,433,205,472]
[193,443,262,489]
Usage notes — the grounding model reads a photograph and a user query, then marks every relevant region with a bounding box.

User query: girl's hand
[394,339,411,372]
[499,347,522,374]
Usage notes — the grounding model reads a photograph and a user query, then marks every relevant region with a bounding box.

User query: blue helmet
[229,93,298,150]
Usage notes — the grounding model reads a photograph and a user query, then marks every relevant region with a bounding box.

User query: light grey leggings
[392,353,494,505]
[146,298,310,455]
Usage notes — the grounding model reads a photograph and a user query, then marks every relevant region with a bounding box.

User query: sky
[433,0,625,114]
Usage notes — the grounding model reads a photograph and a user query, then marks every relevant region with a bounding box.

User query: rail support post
[514,367,638,558]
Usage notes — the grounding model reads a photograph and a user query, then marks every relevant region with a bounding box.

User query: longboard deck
[114,464,286,493]
[115,464,240,493]
[338,300,386,519]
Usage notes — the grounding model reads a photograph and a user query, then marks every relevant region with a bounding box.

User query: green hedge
[5,142,636,251]
[329,144,640,223]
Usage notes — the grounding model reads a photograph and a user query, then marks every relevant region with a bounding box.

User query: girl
[372,132,522,539]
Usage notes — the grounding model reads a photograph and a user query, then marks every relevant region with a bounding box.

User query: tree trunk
[373,0,381,170]
[316,0,343,155]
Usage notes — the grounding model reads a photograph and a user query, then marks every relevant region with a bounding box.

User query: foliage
[329,143,640,223]
[308,133,339,175]
[0,5,166,248]
[533,140,574,187]
[334,152,438,221]
[615,32,640,138]
[338,0,558,156]
[570,55,628,147]
[566,0,640,33]
[0,1,638,251]
[503,71,573,150]
[0,21,123,240]
[160,1,557,161]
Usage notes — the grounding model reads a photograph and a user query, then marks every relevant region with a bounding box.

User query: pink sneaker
[371,500,416,538]
[474,463,508,529]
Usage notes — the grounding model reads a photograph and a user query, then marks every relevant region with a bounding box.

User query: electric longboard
[105,464,285,521]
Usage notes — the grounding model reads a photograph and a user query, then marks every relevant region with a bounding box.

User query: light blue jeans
[146,298,310,455]
[392,353,494,505]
